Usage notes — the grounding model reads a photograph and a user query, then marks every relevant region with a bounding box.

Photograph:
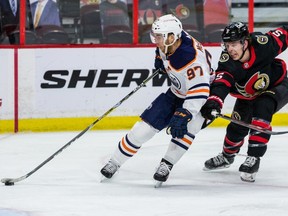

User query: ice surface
[0,128,288,216]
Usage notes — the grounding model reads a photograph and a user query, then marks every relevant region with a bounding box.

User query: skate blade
[154,181,163,188]
[202,165,231,171]
[240,172,256,182]
[100,175,110,183]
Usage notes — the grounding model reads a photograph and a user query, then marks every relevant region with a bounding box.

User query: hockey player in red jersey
[100,14,213,185]
[201,22,288,182]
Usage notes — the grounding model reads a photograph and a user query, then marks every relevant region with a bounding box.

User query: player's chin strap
[211,111,288,135]
[238,38,249,61]
[164,37,178,54]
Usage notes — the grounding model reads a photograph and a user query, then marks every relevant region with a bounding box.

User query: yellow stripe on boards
[1,113,288,133]
[0,116,141,133]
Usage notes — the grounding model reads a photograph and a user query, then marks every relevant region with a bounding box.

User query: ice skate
[239,156,260,182]
[153,159,173,188]
[203,153,234,171]
[100,159,120,181]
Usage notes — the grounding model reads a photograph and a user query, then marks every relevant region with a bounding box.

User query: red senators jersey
[211,26,288,101]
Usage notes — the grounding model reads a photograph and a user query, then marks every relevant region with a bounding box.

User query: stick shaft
[217,113,288,135]
[1,69,160,184]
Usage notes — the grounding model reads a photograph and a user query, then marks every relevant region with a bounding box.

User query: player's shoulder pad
[169,36,197,70]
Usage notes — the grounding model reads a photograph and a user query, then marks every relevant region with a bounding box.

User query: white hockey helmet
[150,14,183,48]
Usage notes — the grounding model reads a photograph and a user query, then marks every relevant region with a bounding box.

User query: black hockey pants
[223,77,288,157]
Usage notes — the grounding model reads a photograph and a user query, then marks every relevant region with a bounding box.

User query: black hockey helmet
[222,22,249,42]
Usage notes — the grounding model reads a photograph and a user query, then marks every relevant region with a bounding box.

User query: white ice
[0,127,288,216]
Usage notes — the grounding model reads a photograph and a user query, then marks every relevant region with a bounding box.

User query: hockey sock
[112,121,158,165]
[223,136,244,157]
[163,133,194,165]
[248,118,271,157]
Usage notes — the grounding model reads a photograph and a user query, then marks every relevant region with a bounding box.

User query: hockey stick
[1,69,161,185]
[216,113,288,135]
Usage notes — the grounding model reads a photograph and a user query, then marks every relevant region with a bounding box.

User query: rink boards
[0,47,288,132]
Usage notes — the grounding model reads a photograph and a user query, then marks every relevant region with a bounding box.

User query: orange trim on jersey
[187,88,210,95]
[121,137,137,154]
[167,37,198,73]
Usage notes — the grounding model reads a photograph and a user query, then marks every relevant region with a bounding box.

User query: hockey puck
[4,181,14,186]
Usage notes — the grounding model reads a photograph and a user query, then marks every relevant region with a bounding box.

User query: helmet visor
[150,32,165,44]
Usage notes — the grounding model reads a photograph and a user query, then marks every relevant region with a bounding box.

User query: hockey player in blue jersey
[100,14,213,185]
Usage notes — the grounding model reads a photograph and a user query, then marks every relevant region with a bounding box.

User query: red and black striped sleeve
[209,70,234,101]
[266,26,288,55]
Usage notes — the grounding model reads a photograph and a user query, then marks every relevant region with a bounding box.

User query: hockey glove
[169,108,192,139]
[200,96,223,120]
[154,48,166,74]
